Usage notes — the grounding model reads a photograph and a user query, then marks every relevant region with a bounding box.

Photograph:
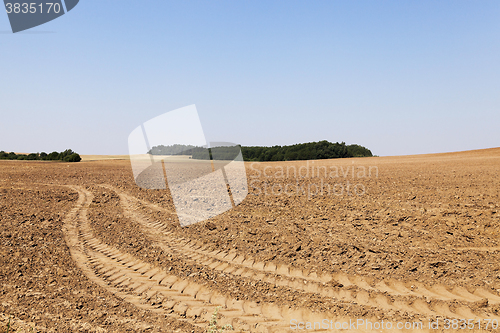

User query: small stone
[474,298,488,308]
[205,222,217,231]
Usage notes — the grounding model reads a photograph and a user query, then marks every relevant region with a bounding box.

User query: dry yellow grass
[80,154,130,161]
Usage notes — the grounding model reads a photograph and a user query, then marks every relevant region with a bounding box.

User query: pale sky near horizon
[1,1,499,156]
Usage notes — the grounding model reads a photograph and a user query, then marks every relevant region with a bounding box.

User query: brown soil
[1,148,500,332]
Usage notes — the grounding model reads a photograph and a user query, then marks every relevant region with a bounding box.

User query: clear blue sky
[1,1,499,156]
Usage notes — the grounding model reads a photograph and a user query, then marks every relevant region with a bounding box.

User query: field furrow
[103,185,500,323]
[64,185,382,332]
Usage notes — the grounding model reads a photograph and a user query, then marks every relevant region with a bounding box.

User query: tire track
[104,186,500,322]
[64,185,377,333]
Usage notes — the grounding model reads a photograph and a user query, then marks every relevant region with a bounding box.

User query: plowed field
[1,148,500,332]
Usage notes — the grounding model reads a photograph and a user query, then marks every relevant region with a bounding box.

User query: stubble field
[1,148,500,332]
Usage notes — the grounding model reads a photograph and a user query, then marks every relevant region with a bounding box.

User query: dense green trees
[147,144,197,155]
[149,141,373,161]
[240,141,372,161]
[0,149,81,162]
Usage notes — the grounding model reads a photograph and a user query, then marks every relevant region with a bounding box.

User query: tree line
[0,149,82,162]
[147,144,197,155]
[149,141,373,161]
[241,141,372,161]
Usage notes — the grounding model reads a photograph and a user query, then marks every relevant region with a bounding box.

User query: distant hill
[148,141,373,161]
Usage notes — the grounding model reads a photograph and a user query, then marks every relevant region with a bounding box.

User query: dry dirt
[1,148,500,332]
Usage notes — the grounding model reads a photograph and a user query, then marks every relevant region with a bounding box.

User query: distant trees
[0,149,81,162]
[48,151,59,160]
[148,141,373,161]
[346,144,373,158]
[240,141,372,161]
[190,145,242,160]
[147,144,197,155]
[59,149,82,162]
